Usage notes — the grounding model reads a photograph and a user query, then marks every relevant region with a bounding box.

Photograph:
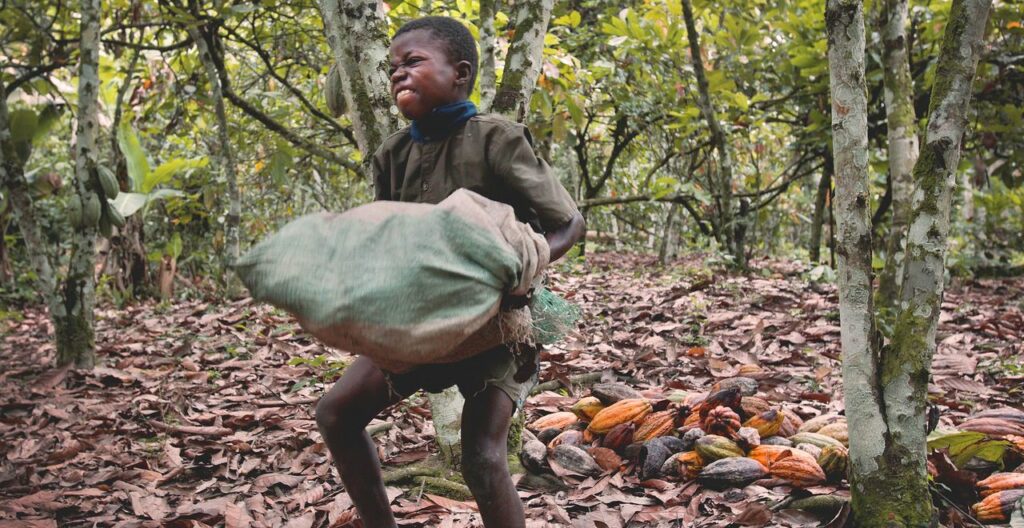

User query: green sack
[235,189,554,372]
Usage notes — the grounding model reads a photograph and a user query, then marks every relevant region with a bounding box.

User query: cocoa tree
[876,0,920,306]
[827,0,992,525]
[55,0,102,368]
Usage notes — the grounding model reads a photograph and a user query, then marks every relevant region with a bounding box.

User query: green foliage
[287,354,349,391]
[927,429,1011,469]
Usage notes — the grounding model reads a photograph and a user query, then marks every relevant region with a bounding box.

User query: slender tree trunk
[190,26,242,278]
[809,153,834,263]
[318,0,399,166]
[0,79,58,300]
[490,0,554,121]
[478,0,499,113]
[681,0,742,268]
[829,0,991,525]
[877,0,920,306]
[107,40,149,296]
[659,203,680,265]
[55,0,101,368]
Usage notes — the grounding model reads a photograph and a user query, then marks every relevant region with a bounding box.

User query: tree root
[383,461,473,500]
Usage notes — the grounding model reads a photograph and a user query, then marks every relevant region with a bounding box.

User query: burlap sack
[234,189,550,372]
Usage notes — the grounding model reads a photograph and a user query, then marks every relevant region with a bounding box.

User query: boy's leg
[460,386,525,528]
[315,357,416,528]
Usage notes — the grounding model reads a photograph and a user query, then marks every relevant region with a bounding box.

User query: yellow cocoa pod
[571,396,606,421]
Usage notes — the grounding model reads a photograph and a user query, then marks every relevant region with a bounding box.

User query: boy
[315,16,585,528]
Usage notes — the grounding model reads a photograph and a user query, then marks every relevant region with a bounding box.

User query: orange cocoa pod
[743,409,785,438]
[978,472,1024,498]
[769,451,826,488]
[527,411,578,432]
[748,445,818,468]
[703,406,742,438]
[587,399,652,434]
[571,396,606,421]
[635,409,676,442]
[681,410,702,431]
[972,489,1024,523]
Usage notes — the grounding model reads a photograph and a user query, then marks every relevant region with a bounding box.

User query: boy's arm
[546,212,586,262]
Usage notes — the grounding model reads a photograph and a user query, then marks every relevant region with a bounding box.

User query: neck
[410,100,478,143]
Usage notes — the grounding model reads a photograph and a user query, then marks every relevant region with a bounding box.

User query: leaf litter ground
[1,252,1022,527]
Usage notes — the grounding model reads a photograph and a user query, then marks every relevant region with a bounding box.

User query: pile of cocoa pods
[521,380,1024,522]
[522,381,848,489]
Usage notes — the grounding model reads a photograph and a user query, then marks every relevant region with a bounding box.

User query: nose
[390,66,406,85]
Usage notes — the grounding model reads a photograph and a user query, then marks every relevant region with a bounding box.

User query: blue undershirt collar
[410,100,478,143]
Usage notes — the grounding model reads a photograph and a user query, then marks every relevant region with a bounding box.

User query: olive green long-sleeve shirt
[372,113,579,232]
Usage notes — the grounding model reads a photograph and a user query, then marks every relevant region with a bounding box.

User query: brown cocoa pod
[740,396,773,420]
[961,418,1024,438]
[710,376,759,396]
[798,413,844,434]
[520,438,549,474]
[549,444,602,477]
[778,409,804,437]
[694,387,743,418]
[698,457,768,489]
[974,408,1024,426]
[536,427,561,444]
[588,446,623,472]
[639,439,673,480]
[547,430,584,451]
[602,422,636,452]
[591,383,644,405]
[651,436,687,455]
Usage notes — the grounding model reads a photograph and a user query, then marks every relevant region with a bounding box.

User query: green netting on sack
[529,287,580,345]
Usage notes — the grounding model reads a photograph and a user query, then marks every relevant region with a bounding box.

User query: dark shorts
[382,343,540,410]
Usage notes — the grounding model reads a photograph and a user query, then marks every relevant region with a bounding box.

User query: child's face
[389,29,470,120]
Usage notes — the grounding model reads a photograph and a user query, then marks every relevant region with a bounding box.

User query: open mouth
[396,89,414,101]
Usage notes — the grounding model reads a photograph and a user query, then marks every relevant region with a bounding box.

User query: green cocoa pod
[98,213,113,238]
[105,200,126,228]
[81,192,102,227]
[325,61,347,117]
[97,165,119,199]
[67,194,83,227]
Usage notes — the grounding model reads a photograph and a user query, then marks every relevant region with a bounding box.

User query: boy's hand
[501,290,533,310]
[545,212,586,262]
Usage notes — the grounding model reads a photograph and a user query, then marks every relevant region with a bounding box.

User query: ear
[453,60,473,87]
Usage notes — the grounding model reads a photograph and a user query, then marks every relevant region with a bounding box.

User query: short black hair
[394,16,478,90]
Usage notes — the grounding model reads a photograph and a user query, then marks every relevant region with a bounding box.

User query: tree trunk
[876,0,920,306]
[829,0,991,525]
[0,78,57,301]
[490,0,554,121]
[318,0,399,166]
[104,36,149,297]
[809,153,834,263]
[681,0,743,268]
[659,203,680,265]
[55,0,101,369]
[478,0,499,113]
[190,26,242,283]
